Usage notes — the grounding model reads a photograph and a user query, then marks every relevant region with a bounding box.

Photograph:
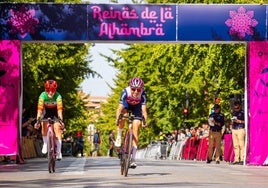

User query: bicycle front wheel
[120,131,128,176]
[120,148,124,175]
[124,130,133,177]
[47,131,55,173]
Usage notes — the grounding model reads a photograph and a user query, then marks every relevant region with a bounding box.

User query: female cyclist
[115,77,148,168]
[34,80,64,160]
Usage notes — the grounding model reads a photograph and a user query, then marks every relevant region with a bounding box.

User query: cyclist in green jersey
[34,80,64,160]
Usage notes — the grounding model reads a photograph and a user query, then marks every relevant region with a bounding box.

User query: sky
[80,0,143,97]
[80,43,126,97]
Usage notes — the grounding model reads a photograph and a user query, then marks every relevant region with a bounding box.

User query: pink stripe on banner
[248,41,268,165]
[0,40,21,156]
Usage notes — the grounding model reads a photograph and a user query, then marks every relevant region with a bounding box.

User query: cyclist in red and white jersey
[34,80,64,160]
[115,77,148,168]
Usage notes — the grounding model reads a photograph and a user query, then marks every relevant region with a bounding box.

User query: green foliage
[6,0,248,153]
[22,43,97,139]
[98,43,245,149]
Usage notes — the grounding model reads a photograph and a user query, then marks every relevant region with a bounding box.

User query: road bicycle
[117,111,135,177]
[38,117,63,173]
[117,112,146,177]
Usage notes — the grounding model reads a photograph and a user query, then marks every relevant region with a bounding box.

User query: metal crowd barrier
[137,138,208,161]
[168,139,188,160]
[137,136,234,162]
[62,142,73,156]
[136,140,170,160]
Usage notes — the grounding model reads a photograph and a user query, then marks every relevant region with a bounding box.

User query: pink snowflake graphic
[7,6,39,38]
[225,6,258,39]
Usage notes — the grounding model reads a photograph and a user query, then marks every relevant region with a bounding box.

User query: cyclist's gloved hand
[34,123,40,129]
[142,122,147,128]
[142,116,147,128]
[116,114,123,125]
[34,118,41,129]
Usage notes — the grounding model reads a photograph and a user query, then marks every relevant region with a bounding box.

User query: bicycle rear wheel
[47,131,55,173]
[123,130,133,177]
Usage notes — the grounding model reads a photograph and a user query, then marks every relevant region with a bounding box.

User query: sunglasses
[131,88,141,92]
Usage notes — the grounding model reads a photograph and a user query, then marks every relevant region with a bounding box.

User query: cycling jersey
[37,91,63,119]
[119,86,147,119]
[120,86,146,105]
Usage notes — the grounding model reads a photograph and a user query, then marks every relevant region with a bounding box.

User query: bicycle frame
[119,111,135,177]
[41,118,57,173]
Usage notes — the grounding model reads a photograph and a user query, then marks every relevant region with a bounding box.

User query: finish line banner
[0,3,267,41]
[0,40,20,155]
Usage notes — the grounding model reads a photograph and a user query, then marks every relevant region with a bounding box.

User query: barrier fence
[0,137,74,163]
[1,134,234,163]
[137,134,235,162]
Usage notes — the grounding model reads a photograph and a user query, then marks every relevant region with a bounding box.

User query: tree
[22,42,98,135]
[3,0,249,152]
[98,43,245,148]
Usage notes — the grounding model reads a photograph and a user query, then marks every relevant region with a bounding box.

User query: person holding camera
[231,101,245,165]
[207,104,225,164]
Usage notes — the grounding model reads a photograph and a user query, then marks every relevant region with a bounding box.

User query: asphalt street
[1,157,268,188]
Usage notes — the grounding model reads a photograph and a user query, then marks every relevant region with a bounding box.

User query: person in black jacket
[207,104,225,164]
[230,101,245,165]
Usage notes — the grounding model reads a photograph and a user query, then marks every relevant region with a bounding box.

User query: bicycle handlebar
[35,117,64,129]
[116,113,146,127]
[42,118,61,123]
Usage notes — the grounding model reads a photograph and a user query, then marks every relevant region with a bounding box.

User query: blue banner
[178,5,266,41]
[0,4,87,41]
[0,3,268,41]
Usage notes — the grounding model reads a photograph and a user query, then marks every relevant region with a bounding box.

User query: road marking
[61,157,86,175]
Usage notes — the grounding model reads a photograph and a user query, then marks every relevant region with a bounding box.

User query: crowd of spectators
[158,123,210,147]
[155,121,236,163]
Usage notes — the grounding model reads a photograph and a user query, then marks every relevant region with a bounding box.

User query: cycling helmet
[129,77,144,89]
[44,80,57,93]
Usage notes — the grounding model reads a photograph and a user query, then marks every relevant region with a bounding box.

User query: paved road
[1,157,268,188]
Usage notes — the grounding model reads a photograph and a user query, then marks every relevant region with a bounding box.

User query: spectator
[171,130,178,144]
[90,129,101,156]
[166,133,173,145]
[62,135,73,157]
[199,123,209,139]
[207,104,225,164]
[108,130,115,157]
[177,129,186,142]
[196,123,209,161]
[75,131,84,157]
[189,127,197,140]
[18,107,34,164]
[185,128,191,137]
[230,101,245,165]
